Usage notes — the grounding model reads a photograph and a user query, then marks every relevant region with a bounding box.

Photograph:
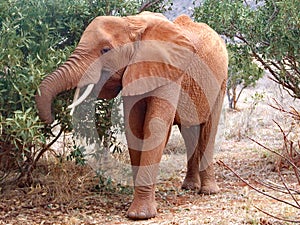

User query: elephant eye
[101,47,111,55]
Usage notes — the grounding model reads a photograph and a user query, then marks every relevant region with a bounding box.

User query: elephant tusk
[69,87,80,116]
[68,84,94,110]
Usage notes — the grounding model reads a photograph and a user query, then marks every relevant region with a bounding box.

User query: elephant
[35,11,228,219]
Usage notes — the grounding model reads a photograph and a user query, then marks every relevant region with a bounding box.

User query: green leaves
[194,0,300,103]
[4,108,44,151]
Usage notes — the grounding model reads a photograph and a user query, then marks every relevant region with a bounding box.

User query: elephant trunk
[36,50,91,124]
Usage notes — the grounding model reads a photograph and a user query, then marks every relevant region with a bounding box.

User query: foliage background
[193,0,299,109]
[0,0,169,184]
[1,0,299,185]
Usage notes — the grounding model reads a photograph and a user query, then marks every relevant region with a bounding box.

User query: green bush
[0,0,170,185]
[226,46,263,109]
[194,0,300,102]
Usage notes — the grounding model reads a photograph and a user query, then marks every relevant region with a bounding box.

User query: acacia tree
[194,0,300,100]
[227,46,263,109]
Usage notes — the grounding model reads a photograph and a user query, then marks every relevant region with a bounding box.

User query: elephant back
[173,15,228,84]
[173,15,228,126]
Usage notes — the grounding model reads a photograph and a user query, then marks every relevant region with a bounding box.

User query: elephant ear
[122,14,196,96]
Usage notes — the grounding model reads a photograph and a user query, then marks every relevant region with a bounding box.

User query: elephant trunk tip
[35,89,55,125]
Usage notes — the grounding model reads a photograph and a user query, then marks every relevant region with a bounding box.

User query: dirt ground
[1,76,299,224]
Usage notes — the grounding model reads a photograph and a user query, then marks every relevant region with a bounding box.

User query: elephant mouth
[68,84,95,115]
[68,69,124,115]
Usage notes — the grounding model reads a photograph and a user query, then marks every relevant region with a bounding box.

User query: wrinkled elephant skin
[36,11,228,220]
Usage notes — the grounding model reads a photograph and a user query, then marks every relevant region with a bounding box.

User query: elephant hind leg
[180,117,220,194]
[198,89,225,194]
[180,125,201,191]
[181,91,224,194]
[198,116,220,195]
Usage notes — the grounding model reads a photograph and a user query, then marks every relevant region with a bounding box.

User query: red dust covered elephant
[36,12,228,219]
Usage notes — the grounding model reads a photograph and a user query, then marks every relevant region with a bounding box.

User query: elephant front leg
[123,96,174,219]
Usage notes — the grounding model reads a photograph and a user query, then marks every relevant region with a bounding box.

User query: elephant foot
[199,164,220,195]
[199,181,220,195]
[181,175,201,190]
[127,198,157,220]
[127,186,157,220]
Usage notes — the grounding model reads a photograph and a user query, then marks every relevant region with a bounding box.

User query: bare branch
[268,0,280,23]
[34,125,66,165]
[278,170,300,208]
[235,85,247,106]
[139,0,162,13]
[253,206,300,223]
[218,160,300,209]
[254,178,300,194]
[248,137,300,175]
[272,120,300,185]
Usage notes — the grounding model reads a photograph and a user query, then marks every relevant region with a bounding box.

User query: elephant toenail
[139,212,147,218]
[127,211,136,218]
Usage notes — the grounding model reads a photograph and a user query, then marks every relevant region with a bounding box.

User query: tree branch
[139,0,162,13]
[253,206,300,223]
[34,125,66,165]
[248,137,300,175]
[235,85,247,106]
[272,120,300,185]
[278,171,300,209]
[254,178,300,194]
[267,0,280,23]
[218,160,300,209]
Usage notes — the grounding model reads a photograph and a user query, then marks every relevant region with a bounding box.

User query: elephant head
[35,12,195,124]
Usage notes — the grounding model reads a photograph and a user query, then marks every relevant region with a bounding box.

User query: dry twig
[139,0,162,13]
[256,179,300,194]
[248,137,300,175]
[219,160,300,222]
[278,171,300,209]
[253,205,300,223]
[218,160,300,210]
